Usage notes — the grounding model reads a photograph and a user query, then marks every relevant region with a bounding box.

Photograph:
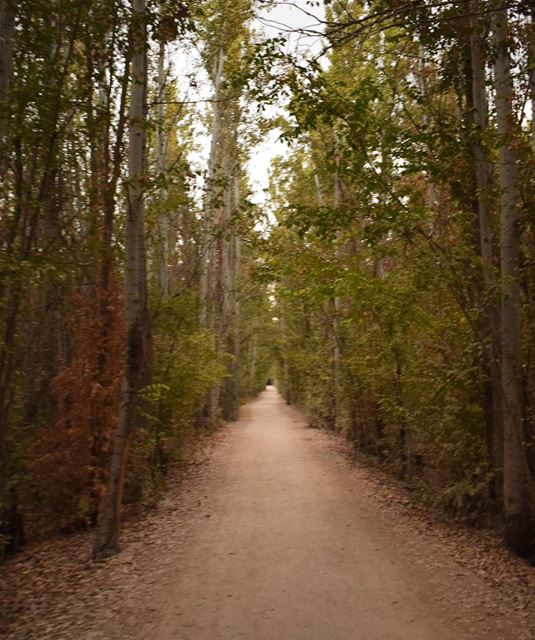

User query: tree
[492,1,534,557]
[468,0,502,503]
[253,0,534,554]
[0,0,16,550]
[95,0,152,557]
[199,0,252,424]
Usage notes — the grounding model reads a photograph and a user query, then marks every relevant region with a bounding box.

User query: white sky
[247,1,326,204]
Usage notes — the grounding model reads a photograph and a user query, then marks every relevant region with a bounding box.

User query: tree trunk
[0,0,20,556]
[324,134,345,427]
[94,0,151,558]
[418,44,439,218]
[250,333,257,391]
[203,50,225,425]
[492,3,534,557]
[468,0,503,506]
[280,312,291,405]
[529,5,535,150]
[332,157,343,428]
[200,49,224,329]
[0,0,14,180]
[157,36,169,298]
[223,182,241,420]
[220,134,235,421]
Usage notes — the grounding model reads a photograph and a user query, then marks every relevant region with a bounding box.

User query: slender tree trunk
[469,0,503,505]
[200,48,224,329]
[94,0,151,557]
[222,178,241,421]
[529,6,535,150]
[0,0,20,555]
[220,135,235,421]
[392,343,407,478]
[203,50,225,424]
[312,154,340,427]
[280,312,291,405]
[418,44,439,217]
[0,0,14,181]
[492,3,534,557]
[203,48,244,425]
[332,153,343,428]
[250,333,257,391]
[157,36,169,298]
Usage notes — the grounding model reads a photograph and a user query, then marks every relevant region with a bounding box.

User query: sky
[247,1,326,204]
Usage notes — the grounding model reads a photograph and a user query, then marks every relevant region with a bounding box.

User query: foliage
[262,1,535,547]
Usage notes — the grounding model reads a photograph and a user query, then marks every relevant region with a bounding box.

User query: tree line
[0,0,273,558]
[264,0,534,559]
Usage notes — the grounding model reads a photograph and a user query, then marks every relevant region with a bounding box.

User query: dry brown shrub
[30,281,124,533]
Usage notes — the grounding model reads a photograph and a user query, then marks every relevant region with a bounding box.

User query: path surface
[102,387,532,640]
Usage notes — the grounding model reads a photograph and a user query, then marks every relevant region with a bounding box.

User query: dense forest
[0,0,534,564]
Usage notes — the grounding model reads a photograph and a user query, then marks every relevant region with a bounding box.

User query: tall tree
[468,0,502,503]
[0,0,13,178]
[492,1,534,556]
[0,0,15,549]
[199,0,251,424]
[95,0,152,557]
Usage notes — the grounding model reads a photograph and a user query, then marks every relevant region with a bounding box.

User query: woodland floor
[1,387,534,640]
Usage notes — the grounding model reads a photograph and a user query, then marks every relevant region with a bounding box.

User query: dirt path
[101,387,532,640]
[2,387,533,639]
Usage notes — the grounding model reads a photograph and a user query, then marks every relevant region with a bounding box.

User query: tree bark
[332,154,343,428]
[530,6,535,150]
[201,49,225,424]
[418,44,439,218]
[157,36,170,298]
[280,312,291,405]
[250,333,257,391]
[0,0,13,179]
[222,179,241,421]
[200,49,224,330]
[0,0,20,556]
[94,0,152,558]
[492,2,534,557]
[468,0,503,506]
